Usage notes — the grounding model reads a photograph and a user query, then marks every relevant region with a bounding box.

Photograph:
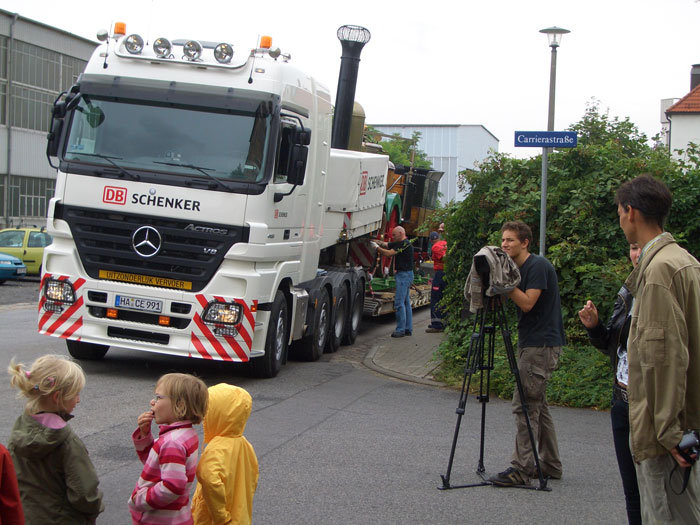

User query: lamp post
[538,26,569,256]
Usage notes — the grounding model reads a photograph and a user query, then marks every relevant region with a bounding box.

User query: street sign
[514,131,577,148]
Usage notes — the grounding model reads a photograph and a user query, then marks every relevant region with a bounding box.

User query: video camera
[678,429,700,463]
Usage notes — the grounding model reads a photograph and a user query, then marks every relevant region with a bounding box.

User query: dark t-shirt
[388,239,414,272]
[516,253,566,348]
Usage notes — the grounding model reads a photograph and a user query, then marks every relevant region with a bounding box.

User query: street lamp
[538,26,569,256]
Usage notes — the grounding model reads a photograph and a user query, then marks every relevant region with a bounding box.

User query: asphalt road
[0,296,628,524]
[0,278,40,306]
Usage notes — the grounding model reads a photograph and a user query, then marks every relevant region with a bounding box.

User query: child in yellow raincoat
[191,384,259,525]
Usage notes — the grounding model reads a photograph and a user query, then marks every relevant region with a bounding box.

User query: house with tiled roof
[666,65,700,159]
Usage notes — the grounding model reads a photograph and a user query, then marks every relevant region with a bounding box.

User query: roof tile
[667,84,700,113]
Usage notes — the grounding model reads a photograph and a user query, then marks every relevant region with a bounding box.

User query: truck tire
[297,289,330,361]
[250,291,287,378]
[326,285,347,353]
[66,340,109,360]
[342,285,364,345]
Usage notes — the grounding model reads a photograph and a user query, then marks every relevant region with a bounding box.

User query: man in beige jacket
[616,174,700,524]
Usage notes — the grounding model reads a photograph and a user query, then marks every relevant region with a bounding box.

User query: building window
[9,40,87,132]
[5,175,55,221]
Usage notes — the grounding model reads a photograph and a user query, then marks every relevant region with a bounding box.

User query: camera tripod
[439,260,550,491]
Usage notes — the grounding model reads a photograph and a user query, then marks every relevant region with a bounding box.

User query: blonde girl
[7,354,104,524]
[129,372,208,525]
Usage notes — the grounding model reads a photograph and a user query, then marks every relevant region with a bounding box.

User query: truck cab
[39,25,388,377]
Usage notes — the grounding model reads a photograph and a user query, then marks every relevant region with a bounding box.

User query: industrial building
[369,124,499,202]
[0,9,96,228]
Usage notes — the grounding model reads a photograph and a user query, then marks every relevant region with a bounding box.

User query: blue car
[0,251,27,284]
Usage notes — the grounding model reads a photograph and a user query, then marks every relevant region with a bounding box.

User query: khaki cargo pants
[510,345,563,479]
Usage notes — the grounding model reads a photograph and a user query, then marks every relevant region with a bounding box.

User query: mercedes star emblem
[132,226,162,258]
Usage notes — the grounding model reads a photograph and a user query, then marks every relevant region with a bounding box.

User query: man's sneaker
[391,331,405,338]
[425,326,444,333]
[489,467,526,487]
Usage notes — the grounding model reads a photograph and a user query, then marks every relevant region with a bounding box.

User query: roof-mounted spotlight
[214,43,234,64]
[153,37,172,58]
[183,40,203,61]
[125,34,144,54]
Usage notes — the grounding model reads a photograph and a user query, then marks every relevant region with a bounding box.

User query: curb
[362,342,446,388]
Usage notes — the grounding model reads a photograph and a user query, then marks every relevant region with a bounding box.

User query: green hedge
[435,103,700,408]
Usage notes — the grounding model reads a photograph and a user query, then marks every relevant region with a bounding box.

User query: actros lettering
[131,193,201,211]
[185,224,229,235]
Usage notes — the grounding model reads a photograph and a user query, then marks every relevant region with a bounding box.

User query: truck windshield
[63,96,271,184]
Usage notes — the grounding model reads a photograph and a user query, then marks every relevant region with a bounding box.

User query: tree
[436,102,700,407]
[365,126,432,169]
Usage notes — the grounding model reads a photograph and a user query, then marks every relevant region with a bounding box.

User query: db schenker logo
[103,186,127,205]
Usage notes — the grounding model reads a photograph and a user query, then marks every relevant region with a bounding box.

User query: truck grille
[55,204,249,292]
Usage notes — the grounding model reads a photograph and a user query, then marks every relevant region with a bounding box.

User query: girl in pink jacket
[129,373,208,525]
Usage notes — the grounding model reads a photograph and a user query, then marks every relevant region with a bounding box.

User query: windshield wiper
[152,161,232,192]
[76,153,140,180]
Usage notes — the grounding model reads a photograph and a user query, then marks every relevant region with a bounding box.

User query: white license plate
[16,267,26,275]
[116,295,163,313]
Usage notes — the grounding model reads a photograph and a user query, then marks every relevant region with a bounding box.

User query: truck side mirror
[46,118,64,158]
[274,119,311,201]
[286,126,311,185]
[294,127,311,146]
[286,144,308,186]
[46,100,68,164]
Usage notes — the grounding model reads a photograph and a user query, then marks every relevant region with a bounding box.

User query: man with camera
[615,175,700,523]
[489,221,566,487]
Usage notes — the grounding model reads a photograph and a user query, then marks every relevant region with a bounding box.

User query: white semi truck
[38,23,400,377]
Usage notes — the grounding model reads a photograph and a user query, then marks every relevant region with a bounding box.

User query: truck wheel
[297,289,330,361]
[342,285,364,345]
[327,286,348,353]
[250,291,287,378]
[66,340,109,360]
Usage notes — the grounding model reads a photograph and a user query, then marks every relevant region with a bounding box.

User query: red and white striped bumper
[37,274,257,362]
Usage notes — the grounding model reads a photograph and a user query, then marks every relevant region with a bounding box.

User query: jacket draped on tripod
[464,246,520,313]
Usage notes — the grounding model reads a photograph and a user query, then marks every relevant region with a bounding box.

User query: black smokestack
[692,64,700,91]
[331,25,371,150]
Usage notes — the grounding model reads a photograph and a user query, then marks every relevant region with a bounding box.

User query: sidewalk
[363,315,445,386]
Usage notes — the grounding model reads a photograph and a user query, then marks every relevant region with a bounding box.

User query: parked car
[0,227,53,275]
[0,252,27,284]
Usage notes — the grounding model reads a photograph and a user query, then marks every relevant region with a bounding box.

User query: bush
[436,103,700,408]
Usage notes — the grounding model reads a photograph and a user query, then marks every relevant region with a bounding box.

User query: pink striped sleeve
[132,427,153,464]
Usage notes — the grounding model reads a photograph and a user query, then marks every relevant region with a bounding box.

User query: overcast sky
[2,0,699,162]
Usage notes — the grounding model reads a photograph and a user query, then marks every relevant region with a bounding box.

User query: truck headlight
[183,40,202,61]
[214,43,233,64]
[125,34,144,54]
[202,301,242,337]
[43,278,77,313]
[153,37,172,58]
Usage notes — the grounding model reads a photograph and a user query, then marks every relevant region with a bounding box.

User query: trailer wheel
[250,291,287,378]
[327,286,348,353]
[342,285,364,345]
[297,289,330,361]
[66,340,109,361]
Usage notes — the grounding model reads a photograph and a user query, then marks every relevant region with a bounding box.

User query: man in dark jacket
[578,243,641,525]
